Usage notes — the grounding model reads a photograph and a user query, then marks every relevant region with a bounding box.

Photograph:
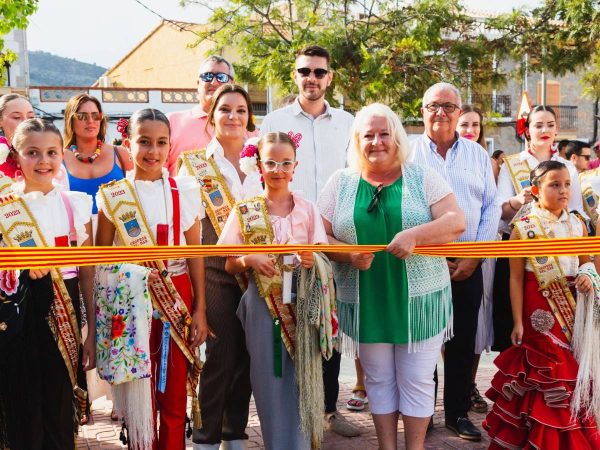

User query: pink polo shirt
[166,105,214,175]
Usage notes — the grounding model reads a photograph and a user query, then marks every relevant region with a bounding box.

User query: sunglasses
[424,103,460,114]
[199,72,232,83]
[367,183,384,213]
[296,68,329,79]
[579,154,591,160]
[74,112,103,121]
[261,160,295,172]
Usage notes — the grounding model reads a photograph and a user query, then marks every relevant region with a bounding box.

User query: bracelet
[508,199,519,212]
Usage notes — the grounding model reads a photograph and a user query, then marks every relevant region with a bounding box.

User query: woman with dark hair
[177,84,262,450]
[62,94,133,216]
[457,105,486,149]
[493,105,585,351]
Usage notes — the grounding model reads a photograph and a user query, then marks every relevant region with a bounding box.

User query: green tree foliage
[181,0,600,114]
[0,0,39,85]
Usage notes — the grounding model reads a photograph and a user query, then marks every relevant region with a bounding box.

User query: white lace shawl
[317,163,454,351]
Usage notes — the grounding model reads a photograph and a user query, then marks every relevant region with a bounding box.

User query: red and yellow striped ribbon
[2,236,600,270]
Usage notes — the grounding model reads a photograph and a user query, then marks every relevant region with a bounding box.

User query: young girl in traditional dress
[484,160,600,449]
[95,108,207,450]
[0,118,94,450]
[218,132,329,450]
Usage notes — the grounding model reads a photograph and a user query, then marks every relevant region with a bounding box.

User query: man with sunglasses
[260,45,359,439]
[566,140,592,173]
[409,82,499,442]
[166,55,235,174]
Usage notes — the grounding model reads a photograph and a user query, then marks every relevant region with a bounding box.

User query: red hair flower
[116,118,129,139]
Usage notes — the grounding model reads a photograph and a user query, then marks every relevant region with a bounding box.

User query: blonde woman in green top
[318,103,465,450]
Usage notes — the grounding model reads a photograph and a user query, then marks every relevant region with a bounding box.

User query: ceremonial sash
[505,153,532,194]
[98,178,203,427]
[177,149,247,290]
[579,168,600,231]
[0,193,86,412]
[235,196,297,360]
[514,215,577,341]
[177,149,236,235]
[0,174,12,195]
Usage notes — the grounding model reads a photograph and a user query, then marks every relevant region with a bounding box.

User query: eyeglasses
[199,72,232,83]
[579,154,591,161]
[261,160,295,172]
[424,103,460,114]
[296,68,329,79]
[367,184,384,213]
[74,112,103,121]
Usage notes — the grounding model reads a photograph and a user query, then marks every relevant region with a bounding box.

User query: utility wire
[132,0,200,36]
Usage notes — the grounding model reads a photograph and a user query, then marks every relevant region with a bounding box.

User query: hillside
[29,51,106,86]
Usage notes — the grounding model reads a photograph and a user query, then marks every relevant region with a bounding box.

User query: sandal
[470,384,488,413]
[346,385,368,411]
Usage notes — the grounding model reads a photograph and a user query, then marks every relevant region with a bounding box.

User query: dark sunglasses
[296,67,329,79]
[367,184,384,213]
[579,154,591,160]
[199,72,232,83]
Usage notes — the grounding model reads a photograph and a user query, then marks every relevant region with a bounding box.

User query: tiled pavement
[77,358,497,449]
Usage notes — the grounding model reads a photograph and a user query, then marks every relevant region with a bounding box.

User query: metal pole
[541,70,546,106]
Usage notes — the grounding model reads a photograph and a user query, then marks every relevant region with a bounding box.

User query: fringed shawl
[317,164,453,355]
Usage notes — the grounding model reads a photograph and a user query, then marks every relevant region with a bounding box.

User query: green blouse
[354,177,443,344]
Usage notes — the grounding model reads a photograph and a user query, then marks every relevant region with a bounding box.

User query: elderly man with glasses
[409,82,500,442]
[166,55,235,175]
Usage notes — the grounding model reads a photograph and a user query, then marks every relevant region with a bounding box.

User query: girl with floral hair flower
[218,131,333,450]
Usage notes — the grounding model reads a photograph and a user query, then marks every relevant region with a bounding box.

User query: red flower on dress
[0,270,19,296]
[111,314,126,340]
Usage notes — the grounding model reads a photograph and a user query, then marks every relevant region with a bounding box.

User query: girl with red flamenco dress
[483,160,600,449]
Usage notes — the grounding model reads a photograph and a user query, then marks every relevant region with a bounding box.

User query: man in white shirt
[260,45,359,438]
[260,45,354,203]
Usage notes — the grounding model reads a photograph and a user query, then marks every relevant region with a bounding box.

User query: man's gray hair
[422,82,461,107]
[199,55,235,79]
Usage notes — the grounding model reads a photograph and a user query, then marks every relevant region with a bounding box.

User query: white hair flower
[239,137,260,176]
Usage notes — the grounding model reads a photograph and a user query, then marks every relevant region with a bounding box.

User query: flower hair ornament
[0,136,10,165]
[239,137,260,176]
[116,118,129,139]
[287,131,302,148]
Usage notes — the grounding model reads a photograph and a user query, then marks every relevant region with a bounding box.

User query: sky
[27,0,541,69]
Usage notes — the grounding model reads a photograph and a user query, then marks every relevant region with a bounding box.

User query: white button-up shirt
[410,133,500,243]
[259,98,354,202]
[496,150,585,234]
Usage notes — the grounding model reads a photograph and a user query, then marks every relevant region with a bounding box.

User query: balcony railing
[472,94,512,118]
[547,105,577,130]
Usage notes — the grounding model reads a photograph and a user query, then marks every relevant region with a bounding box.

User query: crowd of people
[0,44,599,450]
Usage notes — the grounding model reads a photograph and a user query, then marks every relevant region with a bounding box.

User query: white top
[96,168,203,274]
[259,98,354,203]
[12,184,92,279]
[497,151,585,234]
[177,137,263,202]
[524,205,583,277]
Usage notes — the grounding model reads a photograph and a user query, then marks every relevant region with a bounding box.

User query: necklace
[69,140,103,163]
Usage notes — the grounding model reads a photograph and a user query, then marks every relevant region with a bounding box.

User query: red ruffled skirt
[483,272,600,449]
